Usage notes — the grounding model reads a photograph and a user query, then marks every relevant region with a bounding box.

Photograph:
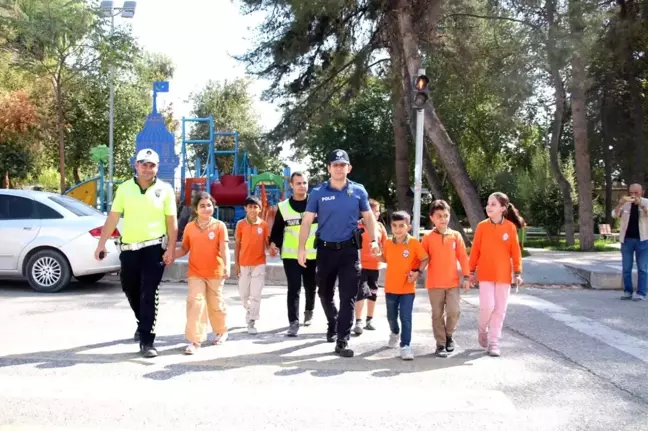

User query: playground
[63,81,290,238]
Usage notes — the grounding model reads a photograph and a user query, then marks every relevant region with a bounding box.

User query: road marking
[464,295,648,364]
[0,375,516,414]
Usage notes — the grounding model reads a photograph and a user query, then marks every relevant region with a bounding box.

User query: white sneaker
[400,345,414,361]
[184,343,200,355]
[212,332,228,345]
[247,320,258,335]
[388,333,399,348]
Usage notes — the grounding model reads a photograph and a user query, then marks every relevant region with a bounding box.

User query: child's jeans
[238,264,266,322]
[478,281,511,347]
[186,277,227,344]
[385,293,415,347]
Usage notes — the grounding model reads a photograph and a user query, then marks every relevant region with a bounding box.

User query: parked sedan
[0,190,122,293]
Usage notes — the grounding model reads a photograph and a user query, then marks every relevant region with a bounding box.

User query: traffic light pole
[412,68,426,239]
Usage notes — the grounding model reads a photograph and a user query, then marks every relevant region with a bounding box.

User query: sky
[124,0,306,171]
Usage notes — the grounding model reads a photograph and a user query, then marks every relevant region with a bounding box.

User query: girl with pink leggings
[468,192,524,357]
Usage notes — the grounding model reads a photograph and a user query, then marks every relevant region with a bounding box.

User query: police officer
[94,149,178,358]
[298,149,380,358]
[269,172,318,337]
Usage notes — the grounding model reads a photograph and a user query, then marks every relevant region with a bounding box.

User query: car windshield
[48,195,104,217]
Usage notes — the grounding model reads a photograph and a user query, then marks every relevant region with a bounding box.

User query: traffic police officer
[269,172,318,336]
[298,149,380,357]
[94,148,178,358]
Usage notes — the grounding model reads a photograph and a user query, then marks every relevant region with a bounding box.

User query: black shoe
[140,344,158,358]
[446,336,455,352]
[335,341,354,358]
[435,345,448,358]
[134,329,140,342]
[326,333,337,343]
[365,319,376,330]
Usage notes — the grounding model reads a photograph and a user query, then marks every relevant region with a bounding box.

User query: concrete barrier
[563,264,632,290]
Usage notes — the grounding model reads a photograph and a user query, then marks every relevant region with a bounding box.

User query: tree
[568,0,595,250]
[237,0,486,229]
[188,79,281,175]
[0,0,134,193]
[0,90,38,184]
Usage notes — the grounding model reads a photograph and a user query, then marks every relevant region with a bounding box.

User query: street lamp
[100,1,137,210]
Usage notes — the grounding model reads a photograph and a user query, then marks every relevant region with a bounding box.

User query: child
[469,192,524,357]
[421,200,470,358]
[354,199,388,335]
[175,192,229,355]
[380,211,428,360]
[234,196,270,335]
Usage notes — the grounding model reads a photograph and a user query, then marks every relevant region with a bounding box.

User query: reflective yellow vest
[278,199,317,259]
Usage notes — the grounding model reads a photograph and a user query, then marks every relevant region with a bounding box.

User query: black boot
[335,340,354,358]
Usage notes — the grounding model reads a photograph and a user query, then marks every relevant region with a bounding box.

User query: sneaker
[287,321,299,337]
[446,335,455,352]
[335,341,354,358]
[487,345,501,357]
[478,330,488,348]
[133,329,140,342]
[621,292,633,300]
[435,345,448,358]
[365,319,376,330]
[353,320,364,336]
[400,345,414,360]
[140,344,158,358]
[388,333,399,348]
[632,294,646,301]
[184,343,200,355]
[303,310,313,327]
[212,333,228,345]
[247,320,258,335]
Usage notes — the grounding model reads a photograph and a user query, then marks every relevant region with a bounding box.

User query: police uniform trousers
[119,243,165,345]
[315,241,361,341]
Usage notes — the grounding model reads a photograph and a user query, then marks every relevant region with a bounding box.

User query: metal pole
[107,11,115,210]
[412,68,425,239]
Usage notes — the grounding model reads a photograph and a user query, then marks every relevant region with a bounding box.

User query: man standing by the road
[270,172,318,337]
[613,183,648,301]
[297,149,380,358]
[94,149,178,357]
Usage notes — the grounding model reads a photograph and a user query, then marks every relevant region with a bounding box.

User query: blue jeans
[385,293,415,347]
[621,238,648,297]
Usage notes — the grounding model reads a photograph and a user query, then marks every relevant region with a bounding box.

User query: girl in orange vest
[175,192,230,355]
[469,192,524,357]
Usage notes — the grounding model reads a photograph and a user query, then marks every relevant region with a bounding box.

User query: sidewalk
[160,247,627,290]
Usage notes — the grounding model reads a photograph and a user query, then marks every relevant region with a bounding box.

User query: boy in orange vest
[421,200,470,357]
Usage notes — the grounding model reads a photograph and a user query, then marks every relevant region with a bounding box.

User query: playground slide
[65,178,98,207]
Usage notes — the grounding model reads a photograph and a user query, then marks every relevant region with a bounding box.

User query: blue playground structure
[64,81,292,231]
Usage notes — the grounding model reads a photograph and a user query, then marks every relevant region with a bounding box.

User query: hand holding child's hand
[407,270,420,284]
[270,243,279,257]
[462,279,471,292]
[470,273,477,287]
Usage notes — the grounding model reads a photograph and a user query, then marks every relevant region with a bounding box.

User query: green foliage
[515,148,576,237]
[0,140,36,182]
[524,237,618,252]
[294,77,396,205]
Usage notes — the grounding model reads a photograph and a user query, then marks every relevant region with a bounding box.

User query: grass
[466,248,532,258]
[523,238,618,252]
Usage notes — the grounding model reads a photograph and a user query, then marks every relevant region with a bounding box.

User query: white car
[0,189,122,293]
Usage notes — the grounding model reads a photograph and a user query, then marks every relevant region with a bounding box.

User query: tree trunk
[389,29,412,211]
[54,76,66,194]
[546,0,576,245]
[422,141,471,245]
[601,92,614,226]
[391,0,485,229]
[568,0,595,250]
[73,166,81,184]
[619,0,646,184]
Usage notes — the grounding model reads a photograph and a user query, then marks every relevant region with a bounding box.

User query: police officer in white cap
[94,148,178,358]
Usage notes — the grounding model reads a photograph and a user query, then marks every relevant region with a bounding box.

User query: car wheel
[25,249,72,293]
[75,273,105,284]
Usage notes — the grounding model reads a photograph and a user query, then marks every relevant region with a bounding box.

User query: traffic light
[412,73,430,109]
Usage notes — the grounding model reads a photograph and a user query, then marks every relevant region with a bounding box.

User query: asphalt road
[1,279,647,431]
